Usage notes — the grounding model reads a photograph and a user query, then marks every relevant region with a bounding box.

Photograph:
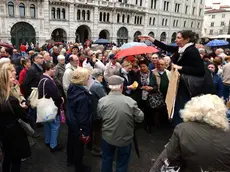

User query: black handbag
[7,101,35,137]
[147,91,166,109]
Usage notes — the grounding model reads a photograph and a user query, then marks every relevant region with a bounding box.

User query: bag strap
[38,78,48,88]
[42,79,48,97]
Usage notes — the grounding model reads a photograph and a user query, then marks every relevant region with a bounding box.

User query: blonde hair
[122,60,132,68]
[71,67,89,86]
[0,63,13,104]
[180,94,229,131]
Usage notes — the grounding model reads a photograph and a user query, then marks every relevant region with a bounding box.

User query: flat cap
[107,75,124,85]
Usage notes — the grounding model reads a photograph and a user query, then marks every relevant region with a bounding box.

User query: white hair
[180,94,229,131]
[198,48,205,53]
[108,84,122,91]
[57,55,65,60]
[216,48,224,53]
[60,48,66,56]
[0,58,11,65]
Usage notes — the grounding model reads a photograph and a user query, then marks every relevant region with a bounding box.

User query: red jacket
[19,68,28,95]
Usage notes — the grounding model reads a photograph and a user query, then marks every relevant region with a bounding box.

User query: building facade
[0,0,204,48]
[202,1,230,37]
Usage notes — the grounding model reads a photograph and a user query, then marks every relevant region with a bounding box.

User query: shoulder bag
[7,101,35,137]
[147,91,166,109]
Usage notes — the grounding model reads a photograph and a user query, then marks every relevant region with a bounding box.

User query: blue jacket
[66,84,91,137]
[213,73,224,98]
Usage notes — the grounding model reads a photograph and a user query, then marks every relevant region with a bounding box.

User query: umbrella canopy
[115,46,159,58]
[120,42,147,50]
[0,43,14,49]
[206,40,229,47]
[169,43,177,46]
[94,39,109,44]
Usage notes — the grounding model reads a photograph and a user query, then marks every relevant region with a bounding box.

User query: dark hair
[178,30,198,43]
[207,62,218,74]
[5,48,13,56]
[138,59,149,66]
[43,62,54,71]
[21,58,30,67]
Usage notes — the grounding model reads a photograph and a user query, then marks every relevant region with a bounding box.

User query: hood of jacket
[67,84,90,104]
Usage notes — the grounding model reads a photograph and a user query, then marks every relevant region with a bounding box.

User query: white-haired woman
[66,67,91,171]
[0,63,31,172]
[54,55,66,97]
[150,94,230,172]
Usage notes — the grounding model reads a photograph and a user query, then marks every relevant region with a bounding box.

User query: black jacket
[38,75,62,109]
[0,96,31,159]
[153,40,205,76]
[22,63,43,98]
[119,69,137,96]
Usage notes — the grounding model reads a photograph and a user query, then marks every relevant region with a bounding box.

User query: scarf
[140,71,150,100]
[178,43,194,54]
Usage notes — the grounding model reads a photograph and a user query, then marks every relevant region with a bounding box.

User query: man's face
[208,64,215,73]
[71,55,79,67]
[44,53,52,62]
[35,55,44,65]
[151,55,159,64]
[54,48,58,53]
[157,60,166,71]
[13,49,18,54]
[72,48,78,54]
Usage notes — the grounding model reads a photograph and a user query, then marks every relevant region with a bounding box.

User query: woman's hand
[172,64,182,70]
[141,86,153,91]
[138,35,155,43]
[127,85,134,90]
[20,102,28,109]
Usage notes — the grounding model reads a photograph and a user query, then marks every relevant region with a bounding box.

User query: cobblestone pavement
[21,124,173,172]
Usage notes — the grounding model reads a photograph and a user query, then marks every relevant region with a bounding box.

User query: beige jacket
[152,69,171,89]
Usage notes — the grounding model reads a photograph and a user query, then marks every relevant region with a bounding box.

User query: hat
[109,54,116,60]
[57,55,65,60]
[107,75,124,85]
[91,68,103,78]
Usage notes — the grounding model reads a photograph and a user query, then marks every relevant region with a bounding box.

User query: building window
[173,19,175,27]
[30,4,35,18]
[107,13,110,22]
[222,14,225,18]
[117,14,120,23]
[176,20,178,27]
[140,0,142,6]
[153,17,155,25]
[165,19,168,26]
[140,17,142,25]
[154,0,157,9]
[136,0,138,5]
[62,9,66,20]
[185,5,188,14]
[8,2,14,17]
[162,18,164,26]
[134,16,137,24]
[19,3,25,17]
[51,7,55,19]
[103,12,106,22]
[149,17,152,25]
[57,8,61,19]
[82,10,86,20]
[99,12,102,21]
[122,14,125,23]
[219,29,223,34]
[197,22,200,28]
[210,22,214,27]
[192,7,195,15]
[212,15,215,19]
[199,9,202,16]
[87,10,90,21]
[184,21,186,27]
[221,21,225,26]
[137,16,139,24]
[77,10,81,20]
[163,1,169,11]
[175,3,180,13]
[127,15,130,23]
[209,29,213,35]
[191,21,193,28]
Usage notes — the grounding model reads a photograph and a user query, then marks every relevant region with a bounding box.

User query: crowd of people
[0,30,230,172]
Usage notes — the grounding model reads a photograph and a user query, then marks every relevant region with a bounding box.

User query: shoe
[91,149,102,156]
[32,132,40,138]
[50,144,63,152]
[45,143,50,148]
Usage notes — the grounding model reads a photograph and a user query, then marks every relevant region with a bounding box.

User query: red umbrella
[0,43,14,49]
[115,46,158,58]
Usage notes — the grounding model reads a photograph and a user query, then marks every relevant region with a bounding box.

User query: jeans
[2,151,21,172]
[101,139,132,172]
[44,115,60,148]
[223,84,230,102]
[28,107,37,130]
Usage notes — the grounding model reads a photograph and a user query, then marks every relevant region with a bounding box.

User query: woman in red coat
[19,59,31,95]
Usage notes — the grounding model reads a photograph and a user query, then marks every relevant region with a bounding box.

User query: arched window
[87,10,90,20]
[107,13,110,22]
[30,4,35,18]
[149,17,152,25]
[57,8,61,19]
[77,10,80,20]
[82,10,85,20]
[153,17,155,25]
[19,3,25,17]
[8,2,14,17]
[127,15,130,23]
[122,14,125,23]
[51,7,55,19]
[103,12,106,22]
[99,12,102,21]
[62,8,66,20]
[117,14,120,23]
[140,17,142,25]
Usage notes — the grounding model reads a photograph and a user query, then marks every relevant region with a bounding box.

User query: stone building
[0,0,204,48]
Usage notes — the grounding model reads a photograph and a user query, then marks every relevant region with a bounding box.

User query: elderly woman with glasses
[66,67,91,172]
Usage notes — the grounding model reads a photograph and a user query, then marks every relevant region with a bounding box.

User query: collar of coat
[109,91,123,96]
